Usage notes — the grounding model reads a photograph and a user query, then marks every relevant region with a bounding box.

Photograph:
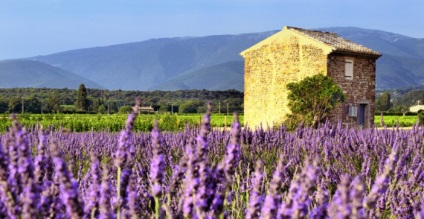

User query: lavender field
[0,101,423,218]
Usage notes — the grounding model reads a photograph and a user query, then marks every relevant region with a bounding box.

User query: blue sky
[0,0,423,60]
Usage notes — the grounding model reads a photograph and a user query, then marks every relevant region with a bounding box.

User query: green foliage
[286,74,345,126]
[0,88,243,114]
[61,105,75,113]
[0,99,8,113]
[75,84,89,111]
[0,113,243,133]
[47,92,61,113]
[8,97,22,113]
[391,89,424,107]
[374,115,418,127]
[24,96,42,113]
[375,92,391,112]
[118,106,133,114]
[97,105,106,114]
[418,110,424,125]
[178,100,204,113]
[387,105,409,115]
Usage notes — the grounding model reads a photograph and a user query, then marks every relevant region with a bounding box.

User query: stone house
[240,26,381,128]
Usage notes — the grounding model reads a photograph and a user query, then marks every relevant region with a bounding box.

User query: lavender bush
[0,101,423,218]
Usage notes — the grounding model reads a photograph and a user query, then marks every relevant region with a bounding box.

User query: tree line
[1,84,422,115]
[375,89,424,114]
[0,85,243,114]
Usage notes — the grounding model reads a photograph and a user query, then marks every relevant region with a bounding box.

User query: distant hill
[0,60,103,89]
[29,32,274,91]
[150,61,244,91]
[0,27,420,91]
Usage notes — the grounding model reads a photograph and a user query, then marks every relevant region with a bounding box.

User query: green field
[374,115,419,127]
[0,113,243,132]
[0,113,420,133]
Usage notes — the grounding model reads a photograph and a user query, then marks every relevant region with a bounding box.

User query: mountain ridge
[0,60,104,89]
[0,27,422,91]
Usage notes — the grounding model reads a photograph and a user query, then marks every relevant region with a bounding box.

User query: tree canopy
[75,84,89,112]
[375,92,391,112]
[287,74,345,127]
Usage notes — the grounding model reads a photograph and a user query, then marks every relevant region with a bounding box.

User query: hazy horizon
[1,0,423,60]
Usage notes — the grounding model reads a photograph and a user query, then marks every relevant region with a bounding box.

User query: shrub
[287,74,345,127]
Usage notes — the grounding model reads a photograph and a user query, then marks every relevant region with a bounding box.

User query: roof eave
[330,51,382,59]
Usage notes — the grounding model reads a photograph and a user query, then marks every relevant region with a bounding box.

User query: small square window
[345,59,353,80]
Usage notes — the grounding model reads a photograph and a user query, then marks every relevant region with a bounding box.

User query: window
[345,59,353,80]
[348,106,357,117]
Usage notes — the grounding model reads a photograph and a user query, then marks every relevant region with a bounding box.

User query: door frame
[357,101,370,128]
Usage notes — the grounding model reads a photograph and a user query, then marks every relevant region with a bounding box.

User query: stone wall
[327,55,377,128]
[243,34,328,128]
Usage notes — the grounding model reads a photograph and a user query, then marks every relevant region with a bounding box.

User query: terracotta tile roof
[287,26,381,57]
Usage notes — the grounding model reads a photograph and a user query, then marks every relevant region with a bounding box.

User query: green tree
[287,74,345,127]
[24,96,42,113]
[91,98,105,113]
[222,98,244,114]
[418,110,424,125]
[376,92,391,112]
[8,97,22,113]
[0,99,8,113]
[97,105,106,114]
[47,92,61,113]
[75,84,89,112]
[179,100,204,113]
[118,105,133,114]
[107,101,118,114]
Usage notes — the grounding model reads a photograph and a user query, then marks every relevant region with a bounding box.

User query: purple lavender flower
[21,179,38,219]
[180,139,198,217]
[165,155,187,199]
[114,97,141,168]
[117,168,132,213]
[223,113,241,183]
[309,178,329,218]
[246,160,264,219]
[114,98,140,217]
[328,174,352,218]
[180,105,212,218]
[0,141,8,180]
[51,143,84,219]
[261,155,286,218]
[12,118,35,189]
[34,127,48,183]
[149,119,165,198]
[0,179,19,218]
[195,102,212,162]
[194,162,214,215]
[209,162,226,216]
[279,159,318,218]
[126,173,139,219]
[182,184,196,218]
[84,155,101,218]
[364,144,399,210]
[99,164,113,219]
[350,176,366,219]
[416,196,424,219]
